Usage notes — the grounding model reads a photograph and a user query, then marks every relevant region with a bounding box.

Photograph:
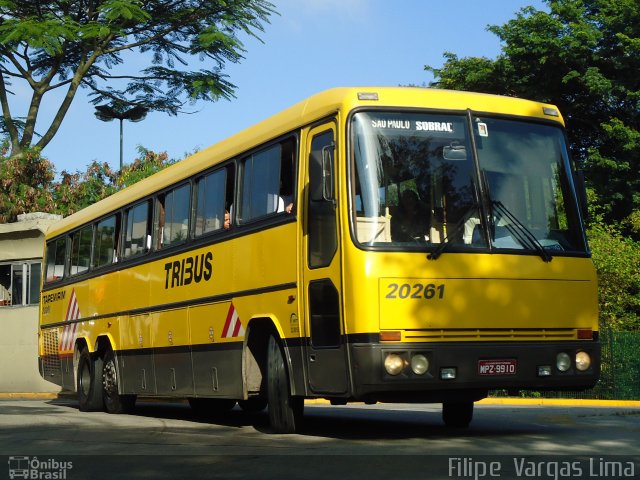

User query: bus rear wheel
[102,349,136,414]
[442,401,474,428]
[77,347,104,412]
[267,334,303,433]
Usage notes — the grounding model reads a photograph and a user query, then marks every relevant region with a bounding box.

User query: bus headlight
[410,354,429,375]
[556,352,571,372]
[384,353,405,376]
[575,351,591,371]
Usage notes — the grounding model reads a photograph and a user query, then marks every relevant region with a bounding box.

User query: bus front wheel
[77,347,104,412]
[102,348,136,414]
[267,334,303,433]
[442,401,474,428]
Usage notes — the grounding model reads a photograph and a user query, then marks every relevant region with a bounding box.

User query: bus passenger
[392,189,429,242]
[224,210,231,229]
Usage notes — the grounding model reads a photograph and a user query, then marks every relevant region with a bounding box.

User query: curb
[1,393,639,408]
[0,392,62,399]
[477,398,640,407]
[303,398,640,407]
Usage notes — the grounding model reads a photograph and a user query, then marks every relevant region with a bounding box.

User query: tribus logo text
[164,252,213,289]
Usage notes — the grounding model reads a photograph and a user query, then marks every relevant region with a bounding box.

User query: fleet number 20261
[385,283,445,300]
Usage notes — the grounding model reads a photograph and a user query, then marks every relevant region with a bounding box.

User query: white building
[0,213,62,393]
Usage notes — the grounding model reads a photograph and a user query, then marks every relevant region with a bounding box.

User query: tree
[588,219,640,331]
[0,141,55,222]
[52,146,176,216]
[0,143,175,222]
[0,0,275,156]
[426,0,640,230]
[53,160,118,216]
[116,145,175,189]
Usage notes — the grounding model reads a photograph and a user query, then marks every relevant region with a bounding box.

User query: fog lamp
[384,353,405,376]
[556,352,571,372]
[575,351,591,371]
[440,367,456,380]
[410,354,429,375]
[538,365,552,377]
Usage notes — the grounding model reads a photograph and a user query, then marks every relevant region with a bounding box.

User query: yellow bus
[38,87,600,433]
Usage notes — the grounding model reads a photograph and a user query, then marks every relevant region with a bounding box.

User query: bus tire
[238,396,268,413]
[442,401,474,428]
[102,348,136,414]
[77,347,104,412]
[267,334,303,433]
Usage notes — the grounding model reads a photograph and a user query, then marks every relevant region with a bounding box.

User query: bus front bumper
[349,341,600,403]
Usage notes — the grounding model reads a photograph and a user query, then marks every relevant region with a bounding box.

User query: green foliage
[0,144,175,222]
[426,0,640,330]
[53,161,118,217]
[0,142,56,222]
[116,146,176,189]
[426,0,640,230]
[587,218,640,331]
[0,0,275,156]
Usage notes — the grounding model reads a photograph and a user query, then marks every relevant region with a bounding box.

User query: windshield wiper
[427,205,479,260]
[480,168,552,262]
[492,201,553,262]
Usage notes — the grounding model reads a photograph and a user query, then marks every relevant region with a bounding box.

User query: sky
[12,0,547,174]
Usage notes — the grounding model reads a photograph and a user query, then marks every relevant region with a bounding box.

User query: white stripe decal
[60,290,81,352]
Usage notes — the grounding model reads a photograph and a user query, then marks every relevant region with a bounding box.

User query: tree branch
[34,50,101,151]
[101,25,181,55]
[1,48,36,88]
[0,74,21,153]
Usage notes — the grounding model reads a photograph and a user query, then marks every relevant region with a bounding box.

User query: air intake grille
[42,329,61,377]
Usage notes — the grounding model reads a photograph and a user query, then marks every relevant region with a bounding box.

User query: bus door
[302,123,349,395]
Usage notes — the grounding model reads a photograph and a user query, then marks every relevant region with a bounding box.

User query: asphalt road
[1,398,639,480]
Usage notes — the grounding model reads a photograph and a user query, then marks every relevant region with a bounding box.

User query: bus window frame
[68,224,94,278]
[236,133,299,227]
[121,199,152,260]
[192,161,236,239]
[93,213,120,271]
[44,236,69,284]
[154,180,193,251]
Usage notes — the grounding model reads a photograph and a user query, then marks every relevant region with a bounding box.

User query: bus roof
[46,86,564,238]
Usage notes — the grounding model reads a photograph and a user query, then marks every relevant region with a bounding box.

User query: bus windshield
[350,110,586,255]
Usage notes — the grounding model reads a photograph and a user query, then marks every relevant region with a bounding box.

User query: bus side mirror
[321,143,335,202]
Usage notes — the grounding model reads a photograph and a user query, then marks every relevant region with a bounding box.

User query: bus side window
[240,144,281,222]
[122,201,151,259]
[69,225,93,276]
[45,237,67,283]
[278,137,296,214]
[308,129,337,268]
[239,137,296,223]
[94,214,119,268]
[156,183,191,248]
[194,165,232,236]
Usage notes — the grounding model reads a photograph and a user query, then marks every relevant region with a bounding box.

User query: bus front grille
[403,328,578,341]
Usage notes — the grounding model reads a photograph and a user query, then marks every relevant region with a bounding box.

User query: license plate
[478,359,517,375]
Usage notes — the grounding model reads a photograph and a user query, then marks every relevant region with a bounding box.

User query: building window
[0,261,42,307]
